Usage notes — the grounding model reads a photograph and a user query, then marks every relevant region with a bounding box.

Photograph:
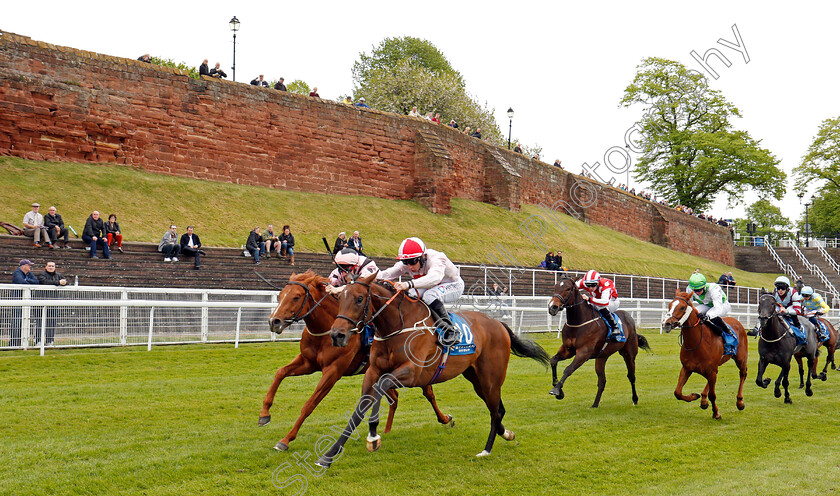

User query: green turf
[0,157,774,287]
[1,334,836,495]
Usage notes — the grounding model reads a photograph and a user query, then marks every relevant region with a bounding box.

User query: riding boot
[704,316,723,335]
[711,317,731,338]
[598,308,619,336]
[429,299,459,347]
[747,324,759,337]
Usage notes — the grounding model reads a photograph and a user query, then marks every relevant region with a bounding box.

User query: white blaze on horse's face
[677,302,693,326]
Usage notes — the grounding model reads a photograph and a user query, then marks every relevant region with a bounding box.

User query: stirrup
[439,327,460,347]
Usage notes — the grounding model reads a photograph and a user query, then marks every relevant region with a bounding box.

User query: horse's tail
[637,333,652,352]
[503,323,551,367]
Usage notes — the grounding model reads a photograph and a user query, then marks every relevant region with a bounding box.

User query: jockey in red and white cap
[378,237,465,347]
[326,248,379,292]
[576,270,621,336]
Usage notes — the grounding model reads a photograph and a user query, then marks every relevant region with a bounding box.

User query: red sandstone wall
[0,31,734,265]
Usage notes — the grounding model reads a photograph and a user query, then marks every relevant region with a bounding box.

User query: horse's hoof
[700,402,709,410]
[736,400,745,411]
[502,430,515,441]
[258,415,271,427]
[549,386,564,400]
[713,414,721,420]
[784,397,793,404]
[806,389,813,397]
[590,403,599,409]
[762,378,771,388]
[447,416,455,428]
[798,383,804,389]
[366,435,381,452]
[819,373,827,381]
[315,456,332,469]
[274,441,289,451]
[774,389,781,398]
[476,450,491,457]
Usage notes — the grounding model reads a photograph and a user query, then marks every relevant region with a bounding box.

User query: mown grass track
[1,333,838,496]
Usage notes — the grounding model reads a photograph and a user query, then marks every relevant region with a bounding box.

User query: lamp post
[804,198,812,248]
[229,16,240,82]
[506,107,514,150]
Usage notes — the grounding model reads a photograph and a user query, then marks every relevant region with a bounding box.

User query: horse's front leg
[805,354,815,397]
[259,354,316,427]
[755,356,770,388]
[674,366,700,402]
[550,349,590,400]
[366,364,419,453]
[705,370,720,420]
[275,362,345,451]
[794,354,805,389]
[550,344,573,388]
[421,385,454,426]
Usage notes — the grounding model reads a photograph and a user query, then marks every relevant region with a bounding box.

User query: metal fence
[5,284,838,354]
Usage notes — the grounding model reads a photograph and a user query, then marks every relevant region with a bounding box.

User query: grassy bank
[0,157,774,287]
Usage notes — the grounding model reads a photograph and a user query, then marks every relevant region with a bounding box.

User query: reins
[757,297,790,344]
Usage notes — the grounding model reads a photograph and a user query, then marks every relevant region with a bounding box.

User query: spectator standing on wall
[83,211,111,259]
[210,62,227,79]
[246,227,264,265]
[44,206,71,249]
[334,232,349,254]
[179,226,203,270]
[432,113,441,124]
[471,128,482,139]
[23,202,50,248]
[104,214,123,253]
[137,54,151,63]
[158,225,180,262]
[309,87,320,98]
[553,159,563,169]
[274,77,287,91]
[409,107,421,117]
[513,143,522,153]
[355,97,370,108]
[199,59,210,76]
[280,225,295,266]
[251,75,269,87]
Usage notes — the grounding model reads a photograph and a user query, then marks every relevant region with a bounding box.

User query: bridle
[334,280,427,340]
[665,295,705,351]
[551,279,588,311]
[757,294,789,343]
[282,281,331,324]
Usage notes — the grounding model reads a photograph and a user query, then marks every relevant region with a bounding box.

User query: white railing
[765,236,800,282]
[788,241,814,273]
[811,238,840,248]
[788,241,840,302]
[817,245,840,275]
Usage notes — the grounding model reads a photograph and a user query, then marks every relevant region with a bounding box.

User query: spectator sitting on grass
[158,225,180,262]
[83,211,111,259]
[179,226,203,270]
[727,272,736,286]
[333,232,349,254]
[350,230,363,255]
[104,214,123,253]
[246,227,264,265]
[554,250,563,270]
[280,225,295,266]
[545,251,558,271]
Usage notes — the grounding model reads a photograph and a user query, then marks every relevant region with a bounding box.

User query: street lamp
[804,197,812,248]
[506,107,514,150]
[229,16,240,82]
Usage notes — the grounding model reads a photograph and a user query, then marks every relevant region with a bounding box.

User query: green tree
[735,199,792,240]
[352,37,501,144]
[285,79,311,95]
[150,56,200,79]
[808,192,840,237]
[620,57,785,211]
[793,117,840,236]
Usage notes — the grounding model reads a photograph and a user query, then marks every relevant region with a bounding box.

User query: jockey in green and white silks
[686,273,735,340]
[800,285,830,342]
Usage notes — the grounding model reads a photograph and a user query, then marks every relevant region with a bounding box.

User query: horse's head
[268,271,328,334]
[330,271,379,348]
[662,290,694,333]
[549,277,577,316]
[757,288,778,329]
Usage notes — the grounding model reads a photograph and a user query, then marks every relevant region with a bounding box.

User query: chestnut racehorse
[661,291,748,419]
[794,317,837,385]
[314,272,550,469]
[261,271,452,451]
[547,278,650,407]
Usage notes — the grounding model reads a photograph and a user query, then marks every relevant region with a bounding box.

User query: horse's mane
[289,270,329,288]
[675,290,693,300]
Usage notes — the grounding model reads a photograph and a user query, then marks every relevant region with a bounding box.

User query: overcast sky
[5,1,838,225]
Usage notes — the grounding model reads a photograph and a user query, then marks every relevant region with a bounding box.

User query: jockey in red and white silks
[378,237,464,346]
[575,269,620,336]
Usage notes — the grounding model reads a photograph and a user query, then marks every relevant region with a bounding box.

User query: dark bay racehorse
[547,278,650,407]
[261,271,452,451]
[661,291,748,419]
[795,317,837,384]
[755,290,818,403]
[315,272,550,468]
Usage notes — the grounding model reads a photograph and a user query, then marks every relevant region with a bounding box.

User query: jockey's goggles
[774,283,789,290]
[401,257,422,266]
[337,264,354,272]
[584,281,598,288]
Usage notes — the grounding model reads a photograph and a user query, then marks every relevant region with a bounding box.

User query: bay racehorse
[661,291,748,419]
[794,317,836,385]
[261,271,452,451]
[314,272,550,468]
[755,290,818,403]
[547,277,650,407]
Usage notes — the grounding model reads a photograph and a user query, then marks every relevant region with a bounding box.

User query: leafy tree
[794,116,840,192]
[620,57,785,211]
[352,37,501,144]
[807,192,840,237]
[286,79,311,95]
[735,199,792,240]
[150,57,200,80]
